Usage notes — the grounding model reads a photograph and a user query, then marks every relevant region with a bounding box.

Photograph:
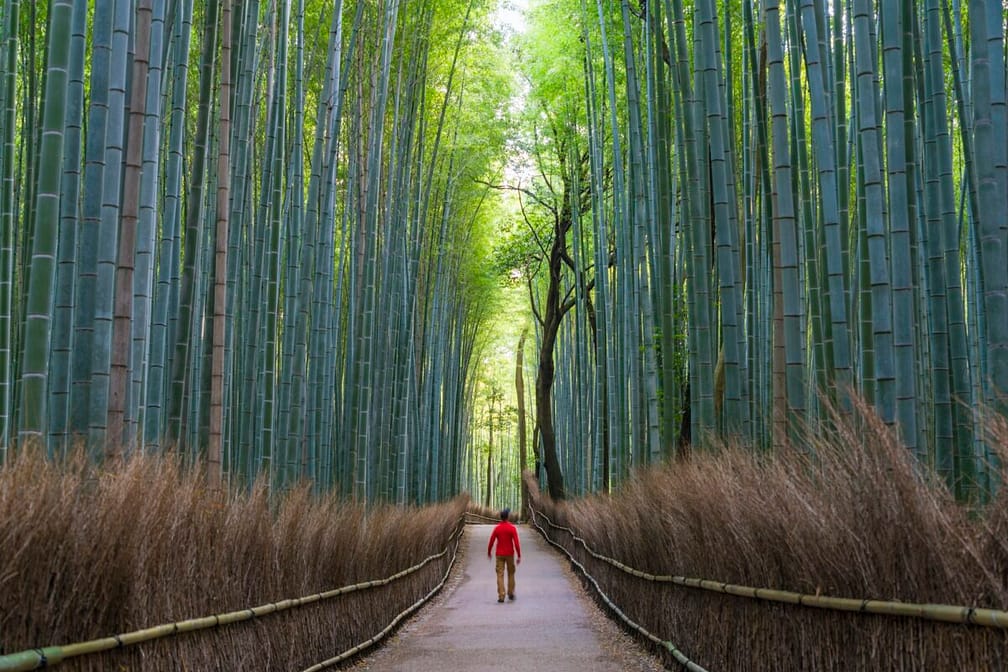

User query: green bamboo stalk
[764,0,806,438]
[880,0,920,455]
[797,0,853,405]
[940,0,979,233]
[922,0,974,493]
[189,177,216,454]
[785,1,818,411]
[0,0,17,454]
[852,0,896,426]
[742,0,774,450]
[129,0,167,451]
[87,0,132,450]
[71,0,114,445]
[145,0,193,449]
[572,141,597,488]
[48,0,87,454]
[277,0,307,489]
[298,0,348,487]
[920,0,956,480]
[256,0,290,487]
[593,0,632,475]
[582,25,616,487]
[696,0,749,437]
[229,0,262,478]
[18,0,73,441]
[617,0,662,460]
[167,0,219,449]
[639,0,676,453]
[968,0,1008,415]
[668,0,716,442]
[16,1,40,424]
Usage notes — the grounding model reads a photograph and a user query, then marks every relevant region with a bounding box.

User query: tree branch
[473,177,556,214]
[560,276,596,316]
[518,191,550,258]
[528,273,544,327]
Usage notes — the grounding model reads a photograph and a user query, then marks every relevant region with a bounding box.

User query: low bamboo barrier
[532,505,1008,629]
[528,506,709,672]
[0,518,466,672]
[299,520,466,671]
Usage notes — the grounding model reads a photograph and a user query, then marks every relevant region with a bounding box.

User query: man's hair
[500,508,510,521]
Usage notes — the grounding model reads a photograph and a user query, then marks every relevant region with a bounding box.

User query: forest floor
[352,523,666,672]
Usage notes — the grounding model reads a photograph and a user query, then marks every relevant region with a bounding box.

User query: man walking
[487,508,521,603]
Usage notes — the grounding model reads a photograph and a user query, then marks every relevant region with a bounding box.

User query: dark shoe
[508,594,515,601]
[497,597,504,603]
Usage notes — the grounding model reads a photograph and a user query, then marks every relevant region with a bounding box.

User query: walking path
[355,524,665,671]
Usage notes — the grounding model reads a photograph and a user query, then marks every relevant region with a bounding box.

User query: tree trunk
[516,327,529,516]
[109,0,154,452]
[534,194,573,501]
[485,397,493,508]
[208,0,233,490]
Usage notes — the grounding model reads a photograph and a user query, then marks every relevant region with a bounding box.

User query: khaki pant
[495,555,516,599]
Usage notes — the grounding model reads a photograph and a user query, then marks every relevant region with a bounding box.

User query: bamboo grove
[2,0,1007,508]
[0,0,511,502]
[511,0,1006,500]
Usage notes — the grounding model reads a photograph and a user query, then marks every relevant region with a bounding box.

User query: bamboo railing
[531,505,1008,628]
[0,519,466,672]
[528,506,710,672]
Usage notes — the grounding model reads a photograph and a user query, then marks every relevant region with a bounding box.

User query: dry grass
[0,450,467,670]
[530,400,1008,670]
[465,501,520,523]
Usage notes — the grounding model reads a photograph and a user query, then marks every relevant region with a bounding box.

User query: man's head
[500,508,510,521]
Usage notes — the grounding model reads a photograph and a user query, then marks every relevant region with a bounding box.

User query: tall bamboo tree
[19,0,73,442]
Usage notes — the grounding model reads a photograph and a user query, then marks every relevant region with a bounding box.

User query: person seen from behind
[487,508,521,603]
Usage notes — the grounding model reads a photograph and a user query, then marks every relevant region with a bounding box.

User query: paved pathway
[355,524,664,672]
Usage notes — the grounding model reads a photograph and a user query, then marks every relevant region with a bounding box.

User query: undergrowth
[529,399,1008,670]
[465,501,520,523]
[0,451,467,670]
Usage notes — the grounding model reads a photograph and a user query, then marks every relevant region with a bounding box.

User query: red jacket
[488,521,521,558]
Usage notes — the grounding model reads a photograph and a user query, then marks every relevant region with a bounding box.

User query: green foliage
[516,0,600,118]
[490,214,549,278]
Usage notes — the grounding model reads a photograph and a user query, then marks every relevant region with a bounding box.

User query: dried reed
[465,501,518,523]
[530,399,1008,670]
[0,450,466,671]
